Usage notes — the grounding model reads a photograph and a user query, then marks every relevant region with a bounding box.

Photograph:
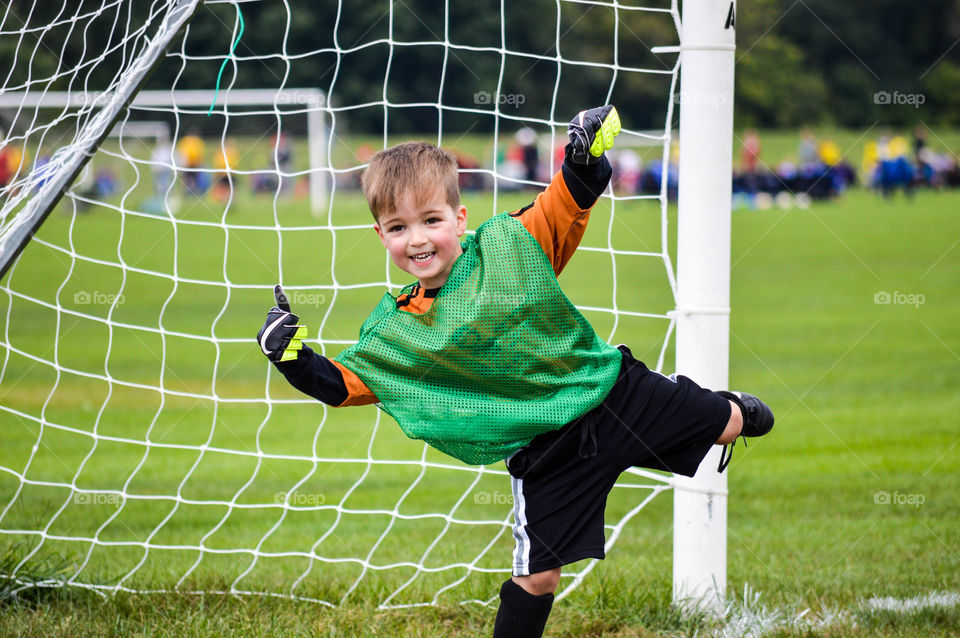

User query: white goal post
[0,0,736,611]
[670,0,737,610]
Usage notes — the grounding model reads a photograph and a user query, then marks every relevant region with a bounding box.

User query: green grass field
[1,164,959,637]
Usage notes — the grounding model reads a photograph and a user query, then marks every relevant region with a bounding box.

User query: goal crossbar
[0,88,330,222]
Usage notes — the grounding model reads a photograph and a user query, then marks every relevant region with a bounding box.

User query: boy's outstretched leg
[715,399,744,444]
[492,568,560,638]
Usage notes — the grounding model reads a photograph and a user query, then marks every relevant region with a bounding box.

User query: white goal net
[0,0,693,607]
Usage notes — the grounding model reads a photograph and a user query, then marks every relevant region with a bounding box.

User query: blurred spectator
[818,139,856,195]
[614,149,642,195]
[817,140,841,167]
[514,127,540,185]
[176,130,207,194]
[251,170,278,194]
[916,146,936,187]
[552,142,567,173]
[941,156,960,188]
[454,151,484,191]
[874,135,914,199]
[912,125,927,161]
[273,132,293,193]
[151,134,174,198]
[498,135,526,190]
[740,129,762,199]
[741,129,761,173]
[860,129,960,194]
[138,135,176,215]
[496,128,543,189]
[0,142,26,189]
[799,128,818,167]
[912,126,933,186]
[74,162,118,211]
[211,139,238,203]
[643,150,678,200]
[776,158,797,183]
[0,143,11,188]
[93,168,118,198]
[862,141,878,183]
[733,132,857,208]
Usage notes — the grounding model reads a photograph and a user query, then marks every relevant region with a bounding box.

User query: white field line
[864,590,960,613]
[712,585,960,638]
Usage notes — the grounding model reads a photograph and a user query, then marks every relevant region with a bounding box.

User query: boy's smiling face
[374,187,467,290]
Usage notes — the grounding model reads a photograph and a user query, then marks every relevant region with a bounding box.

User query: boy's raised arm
[256,285,378,407]
[273,346,379,407]
[511,105,620,276]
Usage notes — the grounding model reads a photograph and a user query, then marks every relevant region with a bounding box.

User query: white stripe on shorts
[510,475,531,576]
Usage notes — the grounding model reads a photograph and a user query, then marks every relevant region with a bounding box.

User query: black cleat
[723,391,774,437]
[715,391,774,472]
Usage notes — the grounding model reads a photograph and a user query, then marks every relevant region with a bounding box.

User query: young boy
[256,106,774,637]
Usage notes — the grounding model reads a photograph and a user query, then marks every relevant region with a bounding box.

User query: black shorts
[505,345,730,576]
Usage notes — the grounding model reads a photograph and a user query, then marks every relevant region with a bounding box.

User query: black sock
[492,578,554,638]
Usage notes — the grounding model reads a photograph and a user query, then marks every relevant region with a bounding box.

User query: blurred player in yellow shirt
[176,131,206,193]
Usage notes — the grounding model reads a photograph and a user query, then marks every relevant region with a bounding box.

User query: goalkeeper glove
[256,284,308,364]
[567,105,621,164]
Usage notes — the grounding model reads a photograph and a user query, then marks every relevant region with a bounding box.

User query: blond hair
[361,142,460,221]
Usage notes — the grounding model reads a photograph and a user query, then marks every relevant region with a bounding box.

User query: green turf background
[1,131,959,636]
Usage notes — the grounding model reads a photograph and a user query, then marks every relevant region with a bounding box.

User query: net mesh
[0,0,682,606]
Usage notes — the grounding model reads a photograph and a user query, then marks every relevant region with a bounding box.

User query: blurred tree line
[2,0,959,133]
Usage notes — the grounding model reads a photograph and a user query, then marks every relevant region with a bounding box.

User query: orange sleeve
[513,169,590,276]
[331,360,379,407]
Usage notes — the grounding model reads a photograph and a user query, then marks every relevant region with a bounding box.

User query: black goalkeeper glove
[567,105,621,165]
[256,284,307,364]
